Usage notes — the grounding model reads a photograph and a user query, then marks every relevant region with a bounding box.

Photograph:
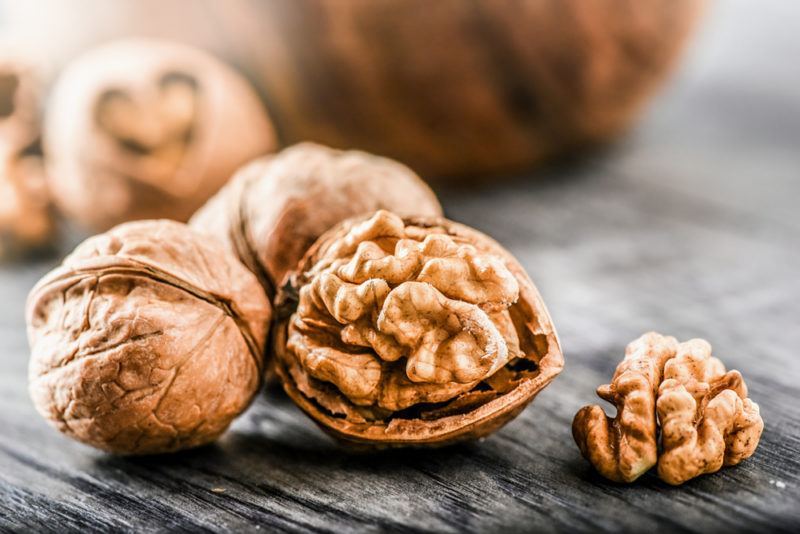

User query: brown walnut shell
[190,142,443,301]
[44,38,277,232]
[26,220,271,454]
[273,210,563,447]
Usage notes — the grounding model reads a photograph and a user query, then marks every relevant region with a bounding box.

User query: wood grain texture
[2,1,800,532]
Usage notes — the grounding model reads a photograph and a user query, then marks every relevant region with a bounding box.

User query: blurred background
[1,0,798,254]
[2,1,800,530]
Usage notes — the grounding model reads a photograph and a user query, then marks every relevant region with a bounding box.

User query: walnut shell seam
[28,259,263,375]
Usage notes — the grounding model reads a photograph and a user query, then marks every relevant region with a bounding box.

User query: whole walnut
[44,38,277,232]
[273,210,563,447]
[190,143,443,299]
[26,220,270,454]
[0,58,56,259]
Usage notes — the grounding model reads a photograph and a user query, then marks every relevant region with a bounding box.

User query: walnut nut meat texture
[26,220,270,454]
[45,38,277,232]
[273,210,563,447]
[190,142,443,300]
[572,332,763,485]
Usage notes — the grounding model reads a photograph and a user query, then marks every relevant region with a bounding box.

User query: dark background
[2,1,800,532]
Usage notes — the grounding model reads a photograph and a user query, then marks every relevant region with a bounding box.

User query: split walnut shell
[273,210,563,447]
[26,220,270,454]
[190,142,443,300]
[45,38,276,232]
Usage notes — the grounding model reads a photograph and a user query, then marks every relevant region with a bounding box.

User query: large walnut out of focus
[190,143,443,300]
[5,0,704,178]
[272,210,563,447]
[44,38,276,232]
[0,59,56,258]
[26,220,271,454]
[573,333,763,485]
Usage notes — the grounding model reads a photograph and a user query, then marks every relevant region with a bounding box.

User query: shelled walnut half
[27,220,270,454]
[572,333,763,485]
[191,143,443,301]
[273,210,563,447]
[45,38,276,232]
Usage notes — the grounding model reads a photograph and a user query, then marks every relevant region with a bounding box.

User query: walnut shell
[273,210,563,447]
[44,38,277,232]
[190,143,443,300]
[26,220,271,454]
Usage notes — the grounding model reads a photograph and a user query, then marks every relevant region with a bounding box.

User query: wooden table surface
[2,2,799,532]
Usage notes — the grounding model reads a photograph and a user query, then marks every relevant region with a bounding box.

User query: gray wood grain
[2,1,800,532]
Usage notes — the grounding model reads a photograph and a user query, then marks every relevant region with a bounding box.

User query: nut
[573,333,763,484]
[0,59,56,259]
[657,340,763,485]
[190,142,443,300]
[273,210,563,447]
[572,332,677,482]
[45,38,276,232]
[26,220,270,454]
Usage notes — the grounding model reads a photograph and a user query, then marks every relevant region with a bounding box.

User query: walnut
[272,210,563,447]
[190,143,443,300]
[26,220,270,454]
[572,332,677,483]
[0,58,56,259]
[657,340,764,485]
[573,333,763,485]
[44,38,276,232]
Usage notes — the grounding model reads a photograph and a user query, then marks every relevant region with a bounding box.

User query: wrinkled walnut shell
[26,220,270,454]
[273,210,563,448]
[191,142,443,300]
[45,38,276,232]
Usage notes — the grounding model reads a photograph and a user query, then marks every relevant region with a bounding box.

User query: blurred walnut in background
[0,59,56,259]
[1,0,703,178]
[45,38,276,232]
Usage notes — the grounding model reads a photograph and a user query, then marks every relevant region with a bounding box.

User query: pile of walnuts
[27,142,563,454]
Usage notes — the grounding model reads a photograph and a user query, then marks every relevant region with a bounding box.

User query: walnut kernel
[573,333,763,485]
[273,210,563,447]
